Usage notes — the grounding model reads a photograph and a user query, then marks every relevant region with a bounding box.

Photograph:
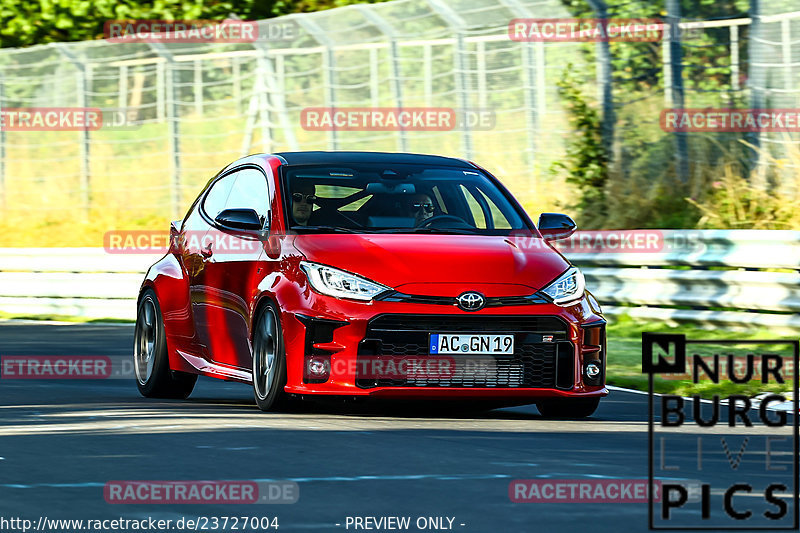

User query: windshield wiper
[374,227,478,235]
[291,225,359,234]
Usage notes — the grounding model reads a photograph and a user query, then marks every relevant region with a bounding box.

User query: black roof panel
[274,151,474,168]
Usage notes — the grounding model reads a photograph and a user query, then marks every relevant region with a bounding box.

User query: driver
[407,193,435,225]
[291,182,316,226]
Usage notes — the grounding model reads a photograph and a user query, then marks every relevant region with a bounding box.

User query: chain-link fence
[0,0,798,242]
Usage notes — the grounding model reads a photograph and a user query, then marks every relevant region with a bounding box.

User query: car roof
[274,151,475,169]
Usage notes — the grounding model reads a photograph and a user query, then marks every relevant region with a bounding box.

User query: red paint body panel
[141,153,608,401]
[291,234,568,291]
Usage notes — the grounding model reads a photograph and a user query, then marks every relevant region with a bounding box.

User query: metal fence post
[241,91,259,156]
[747,0,767,188]
[665,0,689,185]
[321,47,338,150]
[253,28,299,152]
[194,60,203,116]
[730,25,740,92]
[149,43,182,219]
[781,18,793,94]
[0,79,4,210]
[54,44,91,219]
[369,47,380,107]
[119,65,128,117]
[662,30,672,107]
[423,44,433,107]
[535,42,546,128]
[476,40,487,109]
[295,17,338,150]
[155,60,165,122]
[499,0,541,182]
[258,63,272,153]
[587,0,616,164]
[232,57,242,114]
[427,0,473,160]
[276,54,285,113]
[358,5,408,152]
[517,44,539,190]
[85,63,93,107]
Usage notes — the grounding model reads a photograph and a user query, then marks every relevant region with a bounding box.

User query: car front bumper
[278,290,608,400]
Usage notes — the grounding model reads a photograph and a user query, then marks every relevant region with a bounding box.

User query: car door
[187,170,239,363]
[197,166,271,369]
[160,191,216,361]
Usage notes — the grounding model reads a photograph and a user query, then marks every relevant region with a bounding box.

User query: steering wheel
[416,214,468,228]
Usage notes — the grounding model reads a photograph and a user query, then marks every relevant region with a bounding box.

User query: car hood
[291,234,570,293]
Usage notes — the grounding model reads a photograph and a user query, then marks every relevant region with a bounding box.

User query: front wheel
[134,288,197,399]
[252,302,288,411]
[536,397,600,419]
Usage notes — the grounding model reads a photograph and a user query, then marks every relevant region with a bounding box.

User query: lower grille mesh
[357,315,571,389]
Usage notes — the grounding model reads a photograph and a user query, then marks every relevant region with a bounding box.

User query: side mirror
[215,208,265,232]
[538,213,577,241]
[169,219,182,253]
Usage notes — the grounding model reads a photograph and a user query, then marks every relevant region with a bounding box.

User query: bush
[688,139,800,229]
[551,66,609,228]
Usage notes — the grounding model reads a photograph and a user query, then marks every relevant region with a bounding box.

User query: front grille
[357,315,572,389]
[375,292,551,307]
[365,315,567,332]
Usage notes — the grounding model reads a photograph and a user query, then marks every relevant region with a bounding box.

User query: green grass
[607,314,795,398]
[0,311,134,323]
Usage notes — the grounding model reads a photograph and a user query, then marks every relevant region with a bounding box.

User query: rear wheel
[252,302,288,411]
[536,397,600,419]
[134,288,197,399]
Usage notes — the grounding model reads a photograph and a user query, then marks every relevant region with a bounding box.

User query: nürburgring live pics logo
[643,333,799,530]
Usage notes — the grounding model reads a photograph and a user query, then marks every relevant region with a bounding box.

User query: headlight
[300,261,391,301]
[541,267,585,305]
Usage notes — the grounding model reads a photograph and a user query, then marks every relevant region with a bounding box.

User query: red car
[134,152,607,417]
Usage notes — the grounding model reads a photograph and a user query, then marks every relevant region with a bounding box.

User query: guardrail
[566,230,800,330]
[0,248,158,320]
[1,230,799,329]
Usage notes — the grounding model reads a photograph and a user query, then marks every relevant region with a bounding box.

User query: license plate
[429,333,514,355]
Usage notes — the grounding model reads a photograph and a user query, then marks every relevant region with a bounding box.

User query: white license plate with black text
[429,333,514,355]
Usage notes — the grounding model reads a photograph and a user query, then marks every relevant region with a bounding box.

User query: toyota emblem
[456,291,486,312]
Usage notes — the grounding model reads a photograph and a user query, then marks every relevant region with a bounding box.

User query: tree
[0,0,392,48]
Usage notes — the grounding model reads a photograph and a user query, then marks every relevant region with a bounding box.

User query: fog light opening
[307,357,330,377]
[585,362,601,379]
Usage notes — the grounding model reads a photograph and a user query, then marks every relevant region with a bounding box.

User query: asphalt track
[0,322,796,533]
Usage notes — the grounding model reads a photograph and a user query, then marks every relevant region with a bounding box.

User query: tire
[536,397,600,419]
[252,301,289,411]
[134,288,197,399]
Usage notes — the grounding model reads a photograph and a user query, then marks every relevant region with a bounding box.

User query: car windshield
[283,163,532,235]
